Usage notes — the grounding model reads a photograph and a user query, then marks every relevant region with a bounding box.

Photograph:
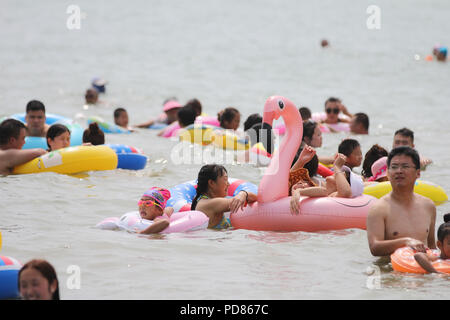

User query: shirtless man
[25,100,49,137]
[392,127,432,170]
[0,119,46,175]
[366,146,436,256]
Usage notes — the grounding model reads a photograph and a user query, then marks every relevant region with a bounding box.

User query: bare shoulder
[368,195,390,217]
[414,193,436,209]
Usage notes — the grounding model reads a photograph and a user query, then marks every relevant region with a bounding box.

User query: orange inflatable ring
[391,247,450,274]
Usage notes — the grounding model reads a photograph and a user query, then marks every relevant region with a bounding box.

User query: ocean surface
[1,0,449,300]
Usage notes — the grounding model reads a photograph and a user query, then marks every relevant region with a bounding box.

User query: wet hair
[394,127,414,143]
[299,107,311,121]
[46,124,70,148]
[177,105,197,127]
[185,99,202,116]
[291,147,319,177]
[85,89,98,103]
[26,100,46,113]
[353,113,369,131]
[114,107,127,119]
[302,121,318,144]
[218,107,240,129]
[0,118,26,146]
[243,113,262,132]
[191,164,227,210]
[338,139,360,157]
[361,144,388,179]
[324,97,341,107]
[83,122,105,145]
[437,213,450,242]
[18,259,60,300]
[387,146,420,170]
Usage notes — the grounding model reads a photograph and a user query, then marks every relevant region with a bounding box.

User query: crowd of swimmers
[1,79,450,299]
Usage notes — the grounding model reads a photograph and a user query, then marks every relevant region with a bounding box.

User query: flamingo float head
[258,96,303,203]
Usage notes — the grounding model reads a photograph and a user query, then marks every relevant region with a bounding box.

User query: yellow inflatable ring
[13,145,118,175]
[363,180,448,206]
[178,124,214,146]
[212,130,249,151]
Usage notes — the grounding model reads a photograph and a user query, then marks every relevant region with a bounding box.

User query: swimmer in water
[191,164,257,229]
[137,187,174,234]
[414,213,450,273]
[0,118,46,176]
[46,124,71,152]
[18,259,60,300]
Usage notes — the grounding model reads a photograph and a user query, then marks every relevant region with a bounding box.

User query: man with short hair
[0,119,46,175]
[366,146,436,256]
[392,127,432,170]
[350,112,369,135]
[25,100,49,137]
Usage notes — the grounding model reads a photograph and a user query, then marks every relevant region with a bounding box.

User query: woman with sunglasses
[319,97,352,133]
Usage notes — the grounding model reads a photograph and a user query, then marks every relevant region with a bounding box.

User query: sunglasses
[326,108,340,114]
[138,199,163,209]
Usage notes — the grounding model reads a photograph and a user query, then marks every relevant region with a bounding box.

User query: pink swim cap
[141,187,171,209]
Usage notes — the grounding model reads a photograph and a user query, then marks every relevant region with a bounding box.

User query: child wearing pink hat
[368,156,388,182]
[137,187,174,234]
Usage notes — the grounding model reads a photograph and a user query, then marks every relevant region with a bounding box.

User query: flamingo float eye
[278,100,284,109]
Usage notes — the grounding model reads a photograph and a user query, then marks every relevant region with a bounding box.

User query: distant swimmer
[135,98,182,128]
[321,39,329,48]
[392,127,432,170]
[436,47,447,62]
[349,112,369,135]
[113,107,135,132]
[25,100,50,137]
[0,118,46,175]
[218,107,241,131]
[84,88,99,105]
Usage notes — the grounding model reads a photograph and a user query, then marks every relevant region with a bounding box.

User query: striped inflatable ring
[87,116,130,134]
[0,256,22,300]
[167,178,258,212]
[105,144,148,170]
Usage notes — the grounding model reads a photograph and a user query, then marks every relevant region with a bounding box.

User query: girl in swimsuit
[191,164,257,229]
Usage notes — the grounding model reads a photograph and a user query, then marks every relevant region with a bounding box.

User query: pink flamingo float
[230,96,377,232]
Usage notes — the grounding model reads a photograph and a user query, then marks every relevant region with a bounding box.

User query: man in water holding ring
[366,146,436,256]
